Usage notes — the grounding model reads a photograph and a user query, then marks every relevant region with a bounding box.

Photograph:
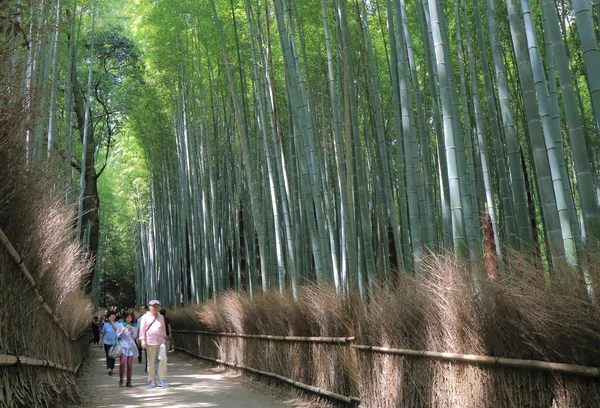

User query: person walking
[139,299,168,388]
[100,311,120,376]
[92,316,100,348]
[118,310,139,387]
[137,304,147,367]
[160,308,174,352]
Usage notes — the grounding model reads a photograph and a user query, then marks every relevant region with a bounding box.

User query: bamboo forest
[2,0,600,406]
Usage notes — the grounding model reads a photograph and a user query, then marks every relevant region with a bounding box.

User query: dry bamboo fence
[172,329,600,405]
[1,227,92,387]
[173,330,600,377]
[0,227,85,342]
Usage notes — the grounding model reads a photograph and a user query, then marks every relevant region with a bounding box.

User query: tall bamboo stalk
[427,0,468,258]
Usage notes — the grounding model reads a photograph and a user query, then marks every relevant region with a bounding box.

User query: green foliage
[86,0,600,302]
[98,126,148,309]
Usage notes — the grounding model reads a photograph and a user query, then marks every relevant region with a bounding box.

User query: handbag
[158,343,167,361]
[108,341,122,359]
[107,321,122,359]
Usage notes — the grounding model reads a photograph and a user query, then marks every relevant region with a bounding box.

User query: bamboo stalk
[173,347,360,406]
[351,345,600,377]
[0,228,86,342]
[172,330,355,343]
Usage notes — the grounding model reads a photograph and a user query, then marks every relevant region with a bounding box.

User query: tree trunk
[72,67,100,292]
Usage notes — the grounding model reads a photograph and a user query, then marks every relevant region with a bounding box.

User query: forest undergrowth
[171,253,600,407]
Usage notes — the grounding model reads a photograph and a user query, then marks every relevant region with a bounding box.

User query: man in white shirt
[139,299,168,388]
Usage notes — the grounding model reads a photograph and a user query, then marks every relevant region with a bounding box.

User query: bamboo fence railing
[172,329,600,377]
[350,344,600,377]
[172,329,355,343]
[172,328,600,405]
[0,350,83,373]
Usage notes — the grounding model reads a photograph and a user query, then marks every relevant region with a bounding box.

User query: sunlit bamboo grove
[4,0,600,308]
[123,0,600,307]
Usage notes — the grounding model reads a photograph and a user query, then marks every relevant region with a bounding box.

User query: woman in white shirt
[118,310,139,387]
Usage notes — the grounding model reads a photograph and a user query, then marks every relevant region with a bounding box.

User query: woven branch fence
[0,228,85,342]
[1,229,91,407]
[172,329,600,407]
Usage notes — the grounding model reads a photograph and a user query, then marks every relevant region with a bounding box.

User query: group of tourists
[92,299,173,388]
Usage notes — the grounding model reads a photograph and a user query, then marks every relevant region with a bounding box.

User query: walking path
[68,346,326,408]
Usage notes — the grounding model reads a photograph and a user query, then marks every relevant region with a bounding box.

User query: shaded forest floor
[61,345,331,408]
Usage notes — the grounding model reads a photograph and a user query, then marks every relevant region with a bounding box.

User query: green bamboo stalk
[383,0,410,270]
[420,0,453,250]
[539,6,583,255]
[502,0,574,264]
[571,0,600,135]
[337,0,369,293]
[63,0,77,191]
[322,0,356,289]
[259,1,300,295]
[455,0,482,260]
[427,0,468,258]
[245,0,287,292]
[400,0,437,250]
[542,0,600,249]
[210,0,270,291]
[391,0,423,266]
[356,0,403,275]
[481,0,529,248]
[274,0,330,283]
[76,0,96,239]
[46,0,62,158]
[462,0,502,261]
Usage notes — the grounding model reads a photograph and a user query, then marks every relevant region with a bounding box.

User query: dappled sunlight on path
[77,346,292,408]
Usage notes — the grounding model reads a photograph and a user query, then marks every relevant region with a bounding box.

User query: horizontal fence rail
[0,228,86,342]
[172,329,354,343]
[174,330,600,378]
[173,346,361,407]
[0,335,93,374]
[0,354,72,371]
[351,344,600,378]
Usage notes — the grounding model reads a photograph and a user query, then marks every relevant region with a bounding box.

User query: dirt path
[67,345,328,408]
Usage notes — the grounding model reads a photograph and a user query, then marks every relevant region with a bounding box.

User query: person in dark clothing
[137,304,147,366]
[160,309,174,352]
[92,316,100,347]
